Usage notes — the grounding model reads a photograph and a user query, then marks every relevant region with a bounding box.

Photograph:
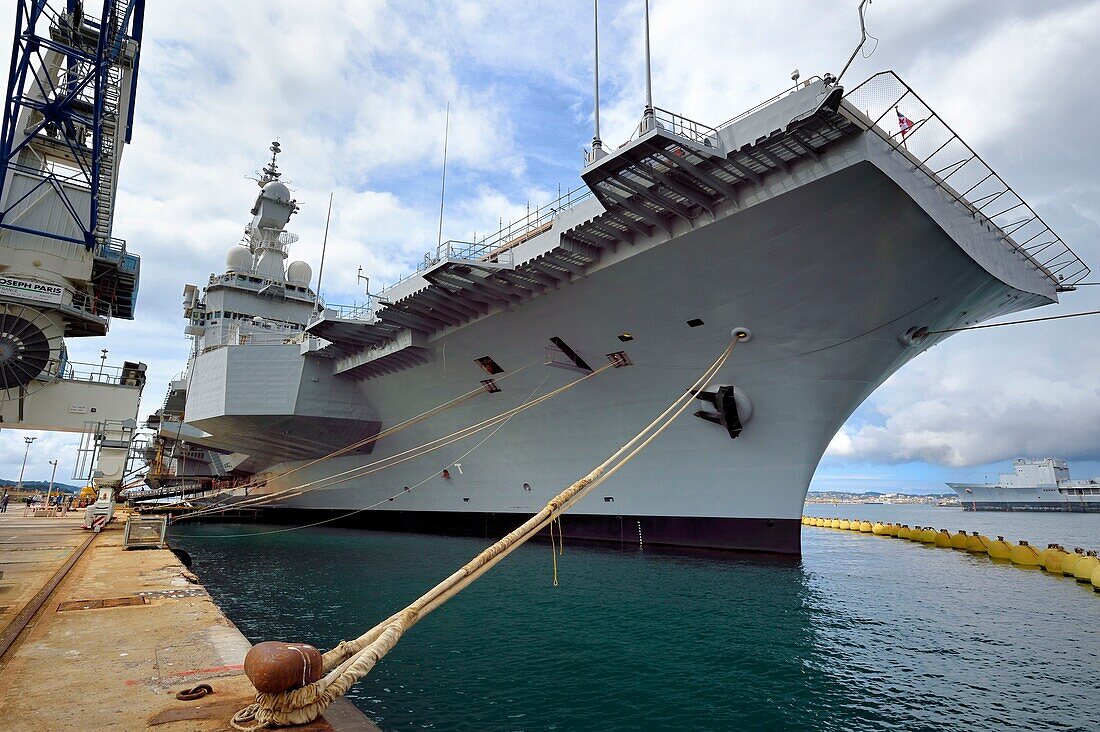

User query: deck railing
[385,185,594,290]
[843,71,1090,287]
[315,300,376,322]
[715,76,826,131]
[59,359,126,384]
[436,185,593,266]
[628,107,720,148]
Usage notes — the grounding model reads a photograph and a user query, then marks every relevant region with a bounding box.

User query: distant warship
[950,459,1100,512]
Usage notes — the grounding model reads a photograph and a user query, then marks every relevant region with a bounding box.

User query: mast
[436,103,450,251]
[590,0,605,162]
[642,0,655,131]
[314,192,334,315]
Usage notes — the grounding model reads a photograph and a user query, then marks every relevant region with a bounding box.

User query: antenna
[642,0,655,131]
[837,0,872,84]
[313,192,333,315]
[590,0,605,162]
[261,140,282,183]
[437,102,450,250]
[357,266,370,297]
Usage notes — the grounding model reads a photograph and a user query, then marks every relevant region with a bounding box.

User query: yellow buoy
[859,521,873,533]
[897,525,912,539]
[949,530,969,550]
[830,518,842,529]
[1010,540,1042,569]
[1037,544,1061,568]
[909,526,926,542]
[887,523,901,537]
[965,532,991,554]
[1092,563,1100,592]
[1073,552,1099,583]
[1042,546,1068,574]
[1061,549,1085,577]
[839,519,851,530]
[988,536,1013,562]
[849,519,863,532]
[934,529,952,548]
[871,522,889,536]
[920,527,938,543]
[801,516,808,525]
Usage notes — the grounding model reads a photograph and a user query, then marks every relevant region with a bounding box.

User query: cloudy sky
[2,0,1098,493]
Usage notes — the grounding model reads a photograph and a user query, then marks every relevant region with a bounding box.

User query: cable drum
[0,306,57,394]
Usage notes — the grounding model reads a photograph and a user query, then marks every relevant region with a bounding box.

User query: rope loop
[230,703,267,731]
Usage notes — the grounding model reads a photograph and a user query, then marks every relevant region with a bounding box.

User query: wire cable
[174,364,612,521]
[174,373,553,539]
[926,308,1100,335]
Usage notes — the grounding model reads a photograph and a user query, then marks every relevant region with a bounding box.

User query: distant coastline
[0,480,82,494]
[807,491,959,506]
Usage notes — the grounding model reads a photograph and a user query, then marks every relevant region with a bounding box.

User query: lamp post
[45,459,58,514]
[16,436,36,492]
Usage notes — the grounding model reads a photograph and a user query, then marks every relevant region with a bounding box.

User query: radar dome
[262,180,291,202]
[226,246,252,272]
[287,260,312,285]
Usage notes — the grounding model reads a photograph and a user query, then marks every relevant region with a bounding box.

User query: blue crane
[0,0,145,252]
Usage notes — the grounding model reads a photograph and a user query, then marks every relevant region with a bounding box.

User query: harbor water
[170,506,1100,731]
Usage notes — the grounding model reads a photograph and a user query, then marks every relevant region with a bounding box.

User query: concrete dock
[0,510,377,731]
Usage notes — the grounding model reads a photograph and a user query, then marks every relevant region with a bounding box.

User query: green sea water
[170,506,1100,731]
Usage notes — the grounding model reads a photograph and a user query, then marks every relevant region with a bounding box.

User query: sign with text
[0,276,64,305]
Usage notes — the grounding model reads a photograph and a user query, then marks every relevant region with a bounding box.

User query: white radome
[226,246,252,272]
[287,260,312,285]
[262,180,291,202]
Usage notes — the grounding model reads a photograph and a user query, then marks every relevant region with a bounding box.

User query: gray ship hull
[949,484,1100,513]
[188,160,1050,553]
[957,503,1100,513]
[156,76,1081,554]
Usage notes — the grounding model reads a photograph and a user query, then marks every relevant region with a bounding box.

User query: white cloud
[827,319,1100,467]
[2,1,1099,483]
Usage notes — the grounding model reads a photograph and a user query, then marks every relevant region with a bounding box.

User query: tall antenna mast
[313,192,333,315]
[590,0,605,162]
[837,0,872,84]
[642,0,655,131]
[437,102,450,250]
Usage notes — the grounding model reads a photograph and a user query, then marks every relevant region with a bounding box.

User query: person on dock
[1,492,8,513]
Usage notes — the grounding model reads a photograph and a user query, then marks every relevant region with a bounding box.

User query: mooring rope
[182,364,612,521]
[179,373,553,539]
[155,362,540,515]
[230,331,746,729]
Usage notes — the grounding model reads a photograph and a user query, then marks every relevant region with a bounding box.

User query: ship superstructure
[143,143,376,494]
[949,459,1100,512]
[137,70,1089,554]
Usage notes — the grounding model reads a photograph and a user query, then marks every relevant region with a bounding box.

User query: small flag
[896,108,915,137]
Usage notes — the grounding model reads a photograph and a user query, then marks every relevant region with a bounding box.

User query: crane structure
[0,0,148,530]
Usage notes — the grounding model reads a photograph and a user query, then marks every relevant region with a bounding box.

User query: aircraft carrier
[137,70,1089,554]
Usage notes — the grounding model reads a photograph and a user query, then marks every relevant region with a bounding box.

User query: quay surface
[0,510,377,731]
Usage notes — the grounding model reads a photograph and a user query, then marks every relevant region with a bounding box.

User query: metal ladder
[93,7,124,244]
